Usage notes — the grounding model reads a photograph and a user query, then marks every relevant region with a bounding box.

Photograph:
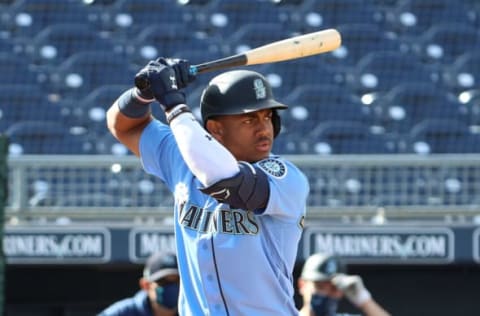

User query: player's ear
[206,120,223,137]
[139,277,150,290]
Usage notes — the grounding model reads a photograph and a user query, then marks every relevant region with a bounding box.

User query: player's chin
[253,145,272,161]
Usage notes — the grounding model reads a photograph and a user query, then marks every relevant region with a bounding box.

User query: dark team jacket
[97,290,152,316]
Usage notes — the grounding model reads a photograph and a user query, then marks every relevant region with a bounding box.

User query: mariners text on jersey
[179,202,260,235]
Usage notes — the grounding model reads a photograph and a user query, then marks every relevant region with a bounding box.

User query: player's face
[208,109,274,162]
[312,280,344,299]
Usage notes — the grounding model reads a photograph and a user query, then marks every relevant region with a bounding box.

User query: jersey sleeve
[257,157,310,220]
[139,120,185,190]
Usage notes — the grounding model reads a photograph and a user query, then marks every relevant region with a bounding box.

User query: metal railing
[6,154,480,224]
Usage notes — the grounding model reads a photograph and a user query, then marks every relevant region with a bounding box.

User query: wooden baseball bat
[135,29,341,89]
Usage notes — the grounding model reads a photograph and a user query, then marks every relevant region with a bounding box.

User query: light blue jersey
[140,120,309,316]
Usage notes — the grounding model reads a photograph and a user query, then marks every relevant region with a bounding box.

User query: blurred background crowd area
[1,0,479,157]
[1,0,480,222]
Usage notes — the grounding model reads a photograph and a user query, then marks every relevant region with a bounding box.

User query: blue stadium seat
[371,82,468,134]
[298,0,384,32]
[0,85,61,132]
[26,23,116,68]
[49,51,136,98]
[174,0,232,35]
[384,0,476,38]
[227,23,292,56]
[0,37,18,55]
[127,23,225,68]
[411,23,480,68]
[346,51,437,97]
[0,53,40,85]
[6,120,93,155]
[3,0,92,38]
[261,58,342,99]
[309,120,396,155]
[406,119,480,154]
[272,130,314,155]
[458,89,480,127]
[110,0,185,37]
[442,50,480,95]
[72,84,131,136]
[324,23,405,73]
[0,0,17,6]
[95,131,131,156]
[282,84,371,132]
[206,0,287,34]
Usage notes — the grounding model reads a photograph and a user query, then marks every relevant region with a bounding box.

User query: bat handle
[134,65,200,90]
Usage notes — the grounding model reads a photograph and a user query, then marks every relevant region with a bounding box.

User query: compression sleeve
[169,111,239,186]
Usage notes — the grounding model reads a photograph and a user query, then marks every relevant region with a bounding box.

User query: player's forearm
[170,111,239,186]
[360,299,391,316]
[106,101,152,156]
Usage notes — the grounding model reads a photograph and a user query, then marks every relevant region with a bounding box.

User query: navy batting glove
[140,59,186,111]
[159,58,196,89]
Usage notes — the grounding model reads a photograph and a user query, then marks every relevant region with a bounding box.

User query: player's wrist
[165,104,192,124]
[133,87,155,103]
[117,88,153,118]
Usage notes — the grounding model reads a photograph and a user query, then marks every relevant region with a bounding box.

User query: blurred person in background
[298,253,391,316]
[98,251,180,316]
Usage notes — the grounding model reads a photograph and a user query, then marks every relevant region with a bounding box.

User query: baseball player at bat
[106,57,309,315]
[298,254,391,316]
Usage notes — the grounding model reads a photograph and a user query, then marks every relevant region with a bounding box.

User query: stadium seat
[384,0,476,38]
[6,120,93,155]
[309,120,396,155]
[325,23,405,73]
[261,58,342,99]
[109,0,186,37]
[3,0,92,38]
[174,0,233,35]
[371,82,468,134]
[298,0,383,32]
[346,51,436,97]
[74,84,167,137]
[227,23,292,56]
[282,84,372,132]
[0,37,18,55]
[272,130,315,155]
[458,89,480,127]
[0,53,40,85]
[95,131,131,156]
[72,84,131,136]
[26,23,116,68]
[411,23,480,68]
[0,85,61,132]
[405,119,480,154]
[442,50,480,95]
[49,51,136,98]
[127,23,225,68]
[206,0,287,34]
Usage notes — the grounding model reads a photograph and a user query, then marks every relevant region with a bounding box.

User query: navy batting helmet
[200,70,287,137]
[301,254,347,282]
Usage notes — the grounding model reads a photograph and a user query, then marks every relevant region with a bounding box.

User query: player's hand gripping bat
[135,28,341,90]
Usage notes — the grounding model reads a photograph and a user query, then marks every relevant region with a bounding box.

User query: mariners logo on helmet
[258,158,286,178]
[253,78,266,99]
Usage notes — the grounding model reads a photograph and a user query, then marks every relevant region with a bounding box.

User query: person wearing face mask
[298,253,391,316]
[98,251,180,316]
